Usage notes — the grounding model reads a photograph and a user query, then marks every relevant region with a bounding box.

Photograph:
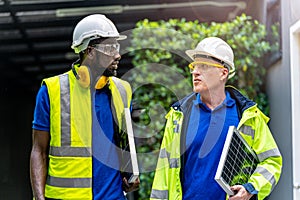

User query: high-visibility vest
[43,69,132,199]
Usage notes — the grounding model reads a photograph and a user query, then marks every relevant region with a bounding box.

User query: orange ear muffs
[95,76,109,89]
[77,65,90,88]
[76,65,109,89]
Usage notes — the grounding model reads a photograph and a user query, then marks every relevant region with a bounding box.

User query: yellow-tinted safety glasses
[188,61,226,73]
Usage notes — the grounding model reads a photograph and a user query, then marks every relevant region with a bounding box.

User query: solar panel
[215,126,258,195]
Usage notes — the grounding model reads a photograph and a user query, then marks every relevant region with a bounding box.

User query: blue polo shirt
[32,85,125,200]
[183,91,239,200]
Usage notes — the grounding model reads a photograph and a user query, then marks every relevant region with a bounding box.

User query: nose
[191,70,201,76]
[112,55,121,69]
[113,51,121,60]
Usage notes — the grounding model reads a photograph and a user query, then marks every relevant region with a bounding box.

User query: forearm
[30,148,48,200]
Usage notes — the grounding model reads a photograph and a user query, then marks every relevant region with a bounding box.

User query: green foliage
[127,14,279,199]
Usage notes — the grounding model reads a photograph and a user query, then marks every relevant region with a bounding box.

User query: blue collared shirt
[183,91,239,200]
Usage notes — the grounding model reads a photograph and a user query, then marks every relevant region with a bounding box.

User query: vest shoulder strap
[111,76,132,108]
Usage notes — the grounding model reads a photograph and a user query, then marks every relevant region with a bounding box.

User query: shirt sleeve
[243,182,258,199]
[32,84,50,132]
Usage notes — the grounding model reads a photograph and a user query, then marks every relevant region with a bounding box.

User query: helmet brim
[117,34,127,40]
[186,49,214,62]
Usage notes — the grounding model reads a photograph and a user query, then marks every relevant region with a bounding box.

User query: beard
[103,67,117,77]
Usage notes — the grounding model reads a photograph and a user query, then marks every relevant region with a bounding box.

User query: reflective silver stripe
[47,175,91,188]
[169,158,179,168]
[59,74,71,146]
[239,125,255,139]
[174,124,180,133]
[257,148,281,162]
[54,75,91,157]
[159,148,169,159]
[159,148,179,168]
[150,189,168,199]
[49,146,91,157]
[173,120,180,133]
[254,166,276,190]
[112,77,128,108]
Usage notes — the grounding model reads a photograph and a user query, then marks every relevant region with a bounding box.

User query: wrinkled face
[89,38,121,77]
[190,57,228,93]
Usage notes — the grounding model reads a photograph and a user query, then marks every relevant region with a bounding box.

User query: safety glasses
[92,43,120,56]
[188,61,225,73]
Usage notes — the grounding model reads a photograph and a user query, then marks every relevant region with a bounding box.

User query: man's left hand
[122,177,140,193]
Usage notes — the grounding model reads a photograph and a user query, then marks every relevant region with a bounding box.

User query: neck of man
[81,62,105,89]
[88,68,99,89]
[200,87,226,110]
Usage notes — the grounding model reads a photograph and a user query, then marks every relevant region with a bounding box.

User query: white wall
[290,19,300,200]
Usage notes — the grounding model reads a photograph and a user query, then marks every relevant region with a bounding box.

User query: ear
[86,47,95,58]
[220,68,229,81]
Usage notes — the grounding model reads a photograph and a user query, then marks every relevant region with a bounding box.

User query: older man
[150,37,282,200]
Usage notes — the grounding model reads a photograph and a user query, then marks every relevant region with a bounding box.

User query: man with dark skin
[30,14,139,200]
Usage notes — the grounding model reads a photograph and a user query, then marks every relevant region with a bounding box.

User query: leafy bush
[126,14,279,199]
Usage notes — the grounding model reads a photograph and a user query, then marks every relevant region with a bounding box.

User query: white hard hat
[186,37,235,79]
[71,14,127,54]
